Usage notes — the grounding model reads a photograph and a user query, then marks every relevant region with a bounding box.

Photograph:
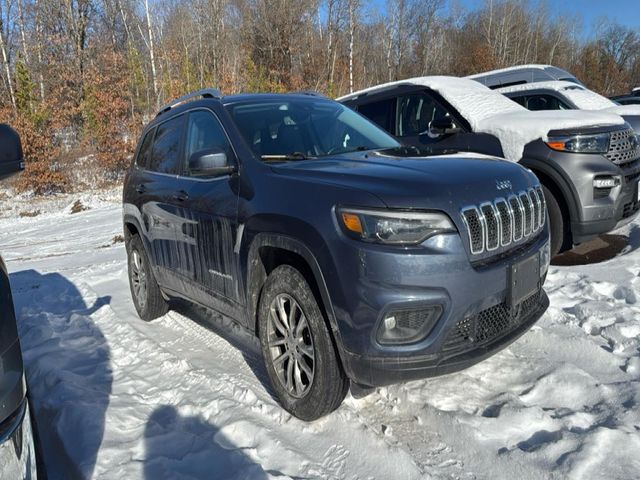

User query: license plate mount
[509,253,540,309]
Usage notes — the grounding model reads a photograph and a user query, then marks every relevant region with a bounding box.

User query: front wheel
[258,265,349,421]
[542,184,570,258]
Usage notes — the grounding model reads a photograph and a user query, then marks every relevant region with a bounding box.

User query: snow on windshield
[340,77,624,162]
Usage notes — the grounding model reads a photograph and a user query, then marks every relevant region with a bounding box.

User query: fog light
[593,176,620,189]
[377,305,443,345]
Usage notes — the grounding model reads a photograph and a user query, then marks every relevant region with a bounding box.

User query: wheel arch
[245,233,350,372]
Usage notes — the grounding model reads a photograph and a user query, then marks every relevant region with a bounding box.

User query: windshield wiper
[261,152,311,162]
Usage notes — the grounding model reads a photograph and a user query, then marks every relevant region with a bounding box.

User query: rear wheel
[258,265,349,421]
[127,234,168,321]
[542,184,570,258]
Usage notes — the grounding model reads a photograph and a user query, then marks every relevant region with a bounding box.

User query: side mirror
[188,148,237,177]
[426,117,461,138]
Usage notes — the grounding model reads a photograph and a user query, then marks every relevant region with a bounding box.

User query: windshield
[226,97,400,160]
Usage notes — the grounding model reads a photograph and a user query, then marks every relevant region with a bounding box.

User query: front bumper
[344,290,549,386]
[572,175,640,243]
[0,400,38,480]
[326,228,550,387]
[557,147,640,243]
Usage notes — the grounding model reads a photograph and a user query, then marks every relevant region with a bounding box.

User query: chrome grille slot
[509,196,524,241]
[480,203,499,251]
[520,192,533,237]
[495,199,512,246]
[462,189,544,257]
[529,189,541,229]
[462,207,484,254]
[535,186,546,227]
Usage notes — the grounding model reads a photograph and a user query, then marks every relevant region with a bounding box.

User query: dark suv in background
[0,124,25,180]
[123,89,550,420]
[340,77,640,257]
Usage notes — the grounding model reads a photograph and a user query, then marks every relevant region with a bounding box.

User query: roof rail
[157,88,222,116]
[293,90,326,98]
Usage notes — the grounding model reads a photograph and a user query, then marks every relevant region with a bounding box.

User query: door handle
[135,183,147,194]
[173,190,189,202]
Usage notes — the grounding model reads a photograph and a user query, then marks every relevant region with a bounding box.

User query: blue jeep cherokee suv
[123,89,550,420]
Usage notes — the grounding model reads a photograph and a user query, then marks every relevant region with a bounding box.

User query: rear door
[136,113,194,292]
[177,108,241,314]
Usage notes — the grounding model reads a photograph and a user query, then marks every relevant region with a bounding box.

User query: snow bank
[5,190,640,479]
[340,77,625,161]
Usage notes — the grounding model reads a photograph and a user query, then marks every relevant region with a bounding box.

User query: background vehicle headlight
[337,208,456,245]
[545,133,610,154]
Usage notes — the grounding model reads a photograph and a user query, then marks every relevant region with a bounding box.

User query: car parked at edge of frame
[123,89,550,420]
[339,76,640,258]
[0,123,25,180]
[0,135,41,478]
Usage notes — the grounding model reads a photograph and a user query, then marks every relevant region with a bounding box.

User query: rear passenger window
[136,128,155,168]
[148,115,184,174]
[357,98,396,133]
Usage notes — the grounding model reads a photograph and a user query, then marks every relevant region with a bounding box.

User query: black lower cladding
[443,289,544,353]
[344,290,549,387]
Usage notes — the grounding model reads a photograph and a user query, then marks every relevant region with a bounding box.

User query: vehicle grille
[606,129,640,165]
[461,187,545,256]
[442,289,543,353]
[606,128,640,183]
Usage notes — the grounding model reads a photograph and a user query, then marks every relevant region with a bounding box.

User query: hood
[271,148,540,210]
[475,109,625,162]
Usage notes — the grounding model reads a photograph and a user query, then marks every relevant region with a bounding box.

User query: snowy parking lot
[2,189,640,480]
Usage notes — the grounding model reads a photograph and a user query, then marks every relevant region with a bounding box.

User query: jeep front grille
[461,187,545,256]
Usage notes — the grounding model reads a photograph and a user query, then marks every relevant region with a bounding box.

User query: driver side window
[184,110,233,176]
[397,93,449,137]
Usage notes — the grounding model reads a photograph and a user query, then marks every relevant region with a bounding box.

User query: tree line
[0,0,639,193]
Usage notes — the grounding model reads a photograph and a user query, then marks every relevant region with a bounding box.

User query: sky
[370,0,640,36]
[457,0,640,33]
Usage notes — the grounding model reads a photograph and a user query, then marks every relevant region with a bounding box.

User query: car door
[393,90,503,156]
[354,91,503,157]
[136,113,196,293]
[177,108,241,314]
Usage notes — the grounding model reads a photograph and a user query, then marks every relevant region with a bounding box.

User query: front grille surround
[606,128,640,165]
[461,188,545,257]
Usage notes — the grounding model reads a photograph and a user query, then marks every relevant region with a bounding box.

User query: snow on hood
[340,76,625,161]
[497,81,640,117]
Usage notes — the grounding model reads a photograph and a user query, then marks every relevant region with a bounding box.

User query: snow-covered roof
[466,64,552,79]
[497,81,640,116]
[339,76,625,162]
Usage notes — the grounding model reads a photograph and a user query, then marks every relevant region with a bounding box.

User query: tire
[542,184,570,258]
[258,265,349,421]
[126,234,168,321]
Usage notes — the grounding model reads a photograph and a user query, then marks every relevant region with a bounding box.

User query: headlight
[337,208,456,245]
[545,133,610,154]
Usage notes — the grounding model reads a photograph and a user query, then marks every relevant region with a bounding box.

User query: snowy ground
[2,188,640,480]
